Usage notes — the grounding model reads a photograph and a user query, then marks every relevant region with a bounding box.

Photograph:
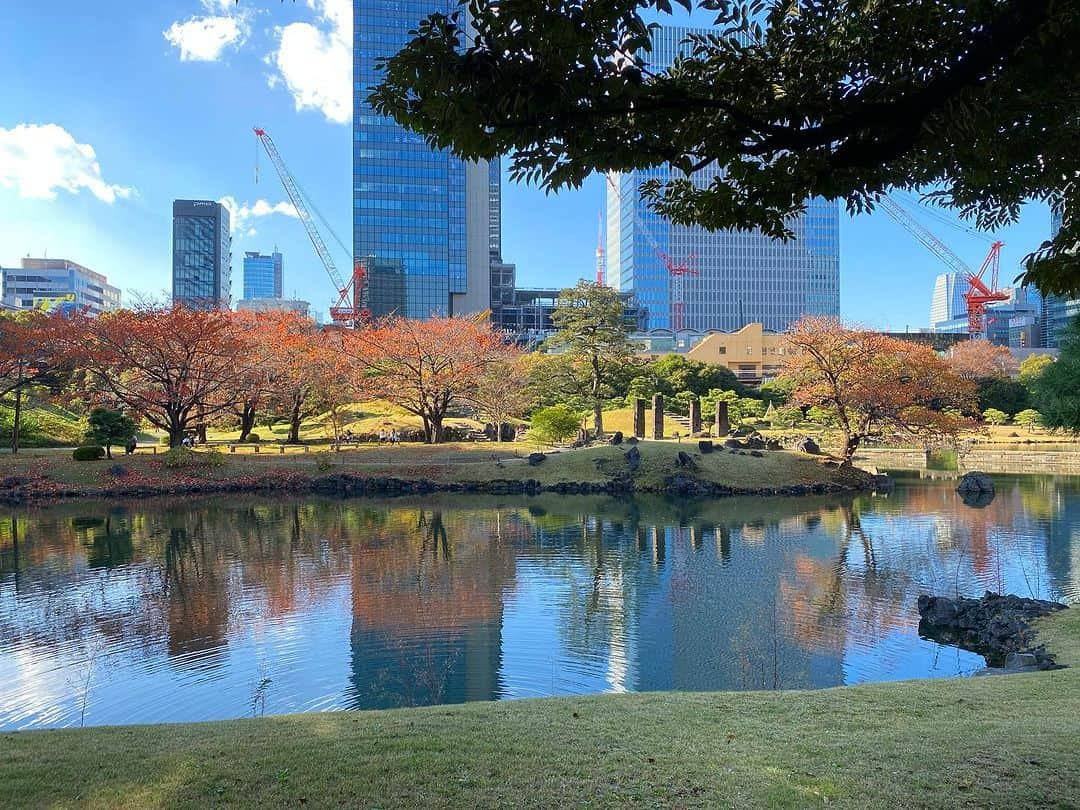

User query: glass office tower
[353,0,489,319]
[606,26,840,333]
[1041,202,1079,347]
[242,250,283,300]
[172,200,231,310]
[930,272,968,328]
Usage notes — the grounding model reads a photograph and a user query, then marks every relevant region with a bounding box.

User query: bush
[73,446,106,461]
[1014,409,1043,429]
[982,408,1010,425]
[162,447,226,470]
[244,432,261,443]
[529,404,582,444]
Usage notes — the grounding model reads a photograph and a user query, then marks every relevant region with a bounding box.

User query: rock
[749,450,764,458]
[956,471,995,495]
[108,464,129,478]
[1005,652,1038,669]
[793,436,820,454]
[723,438,744,450]
[698,440,714,454]
[917,592,1067,669]
[608,431,624,446]
[527,453,546,467]
[870,474,894,491]
[676,451,696,469]
[625,446,641,472]
[765,439,782,451]
[625,437,638,445]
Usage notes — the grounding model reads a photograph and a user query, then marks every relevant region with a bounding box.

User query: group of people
[378,428,402,444]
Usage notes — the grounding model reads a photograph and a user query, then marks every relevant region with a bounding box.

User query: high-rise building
[606,26,841,333]
[172,200,231,310]
[1041,201,1079,347]
[0,258,120,315]
[929,272,969,328]
[242,250,283,300]
[353,0,490,319]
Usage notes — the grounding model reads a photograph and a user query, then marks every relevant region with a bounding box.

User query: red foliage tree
[946,339,1019,381]
[0,311,65,453]
[784,317,976,462]
[62,306,249,448]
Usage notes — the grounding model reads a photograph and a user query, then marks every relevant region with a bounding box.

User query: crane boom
[878,196,973,278]
[253,127,368,326]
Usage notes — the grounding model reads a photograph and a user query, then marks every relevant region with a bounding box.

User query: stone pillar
[652,394,664,439]
[633,398,646,438]
[715,400,730,437]
[689,398,702,435]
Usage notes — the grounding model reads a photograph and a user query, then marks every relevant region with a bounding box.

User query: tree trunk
[289,399,302,444]
[105,443,112,459]
[238,402,256,443]
[430,414,444,444]
[168,413,185,448]
[842,432,861,464]
[10,387,20,455]
[593,401,604,439]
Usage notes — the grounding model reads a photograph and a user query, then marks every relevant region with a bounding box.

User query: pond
[0,474,1077,730]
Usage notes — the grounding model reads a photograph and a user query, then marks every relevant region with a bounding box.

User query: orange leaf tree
[0,311,67,453]
[348,317,518,444]
[783,317,976,463]
[63,306,250,448]
[945,338,1019,381]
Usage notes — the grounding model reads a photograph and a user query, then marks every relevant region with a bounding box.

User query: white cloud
[0,124,133,204]
[218,196,299,235]
[269,0,351,124]
[164,1,251,62]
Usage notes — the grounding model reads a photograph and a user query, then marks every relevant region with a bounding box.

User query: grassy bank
[0,440,868,501]
[0,610,1075,808]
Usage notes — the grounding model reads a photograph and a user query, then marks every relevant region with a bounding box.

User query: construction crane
[253,127,369,327]
[606,175,699,331]
[878,196,1007,337]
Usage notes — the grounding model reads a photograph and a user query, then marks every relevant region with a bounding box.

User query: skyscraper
[929,272,968,328]
[606,26,840,333]
[172,200,231,310]
[1041,201,1079,347]
[242,250,283,300]
[353,0,490,319]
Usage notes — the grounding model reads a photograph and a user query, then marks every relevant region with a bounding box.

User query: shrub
[982,408,1010,425]
[73,446,106,461]
[245,432,261,443]
[314,454,334,472]
[529,404,582,444]
[1014,409,1043,429]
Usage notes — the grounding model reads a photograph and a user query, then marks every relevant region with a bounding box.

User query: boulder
[723,438,744,450]
[793,436,820,454]
[625,446,641,472]
[527,453,547,467]
[698,440,714,454]
[608,431,624,446]
[749,450,764,458]
[765,439,783,451]
[676,451,696,469]
[625,436,638,445]
[956,471,994,495]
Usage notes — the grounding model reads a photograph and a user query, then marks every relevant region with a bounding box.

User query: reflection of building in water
[346,510,515,709]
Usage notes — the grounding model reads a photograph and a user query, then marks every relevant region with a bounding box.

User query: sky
[0,0,1055,329]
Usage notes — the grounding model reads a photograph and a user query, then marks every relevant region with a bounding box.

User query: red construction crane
[606,175,698,331]
[253,127,369,327]
[878,196,1006,337]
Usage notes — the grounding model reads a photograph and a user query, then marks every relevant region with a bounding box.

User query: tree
[0,312,65,453]
[976,377,1029,416]
[62,306,249,448]
[472,353,530,442]
[371,1,1080,294]
[946,340,1018,381]
[85,407,137,459]
[350,317,516,444]
[649,354,742,399]
[784,317,975,463]
[529,405,582,445]
[1019,353,1056,385]
[1032,319,1080,432]
[982,408,1010,426]
[547,281,637,437]
[1014,408,1044,429]
[255,312,332,444]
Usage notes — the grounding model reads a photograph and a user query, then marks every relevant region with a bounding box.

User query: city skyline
[0,1,1056,330]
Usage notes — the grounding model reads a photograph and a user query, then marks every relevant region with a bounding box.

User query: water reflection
[0,476,1077,729]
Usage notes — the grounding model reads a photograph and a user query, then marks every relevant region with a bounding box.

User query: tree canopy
[371,0,1080,294]
[1032,318,1080,432]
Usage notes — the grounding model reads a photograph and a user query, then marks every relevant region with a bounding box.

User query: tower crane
[606,175,698,331]
[253,127,369,327]
[877,196,1007,336]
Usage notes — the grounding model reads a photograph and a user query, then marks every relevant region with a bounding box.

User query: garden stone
[676,451,696,469]
[956,471,994,495]
[794,436,821,454]
[608,431,623,446]
[625,446,641,472]
[527,453,546,466]
[698,440,714,454]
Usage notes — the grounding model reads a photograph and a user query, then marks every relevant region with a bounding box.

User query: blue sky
[0,1,1053,328]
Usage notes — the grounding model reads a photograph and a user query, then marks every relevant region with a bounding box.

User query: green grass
[0,439,864,497]
[0,611,1075,808]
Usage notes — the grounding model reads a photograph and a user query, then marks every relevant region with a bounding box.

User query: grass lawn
[0,610,1075,808]
[0,438,864,496]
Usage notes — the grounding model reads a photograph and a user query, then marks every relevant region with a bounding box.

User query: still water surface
[1,474,1077,729]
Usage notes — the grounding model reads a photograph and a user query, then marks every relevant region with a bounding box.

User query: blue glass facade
[243,252,278,300]
[1041,202,1078,347]
[353,0,468,318]
[606,26,840,333]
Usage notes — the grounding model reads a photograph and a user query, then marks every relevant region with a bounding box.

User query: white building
[1,258,120,315]
[929,272,968,328]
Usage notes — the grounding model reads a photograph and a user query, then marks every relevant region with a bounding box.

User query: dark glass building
[172,200,231,310]
[1041,203,1079,347]
[353,0,489,319]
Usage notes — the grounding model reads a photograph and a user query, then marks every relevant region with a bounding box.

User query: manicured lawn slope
[1,612,1076,808]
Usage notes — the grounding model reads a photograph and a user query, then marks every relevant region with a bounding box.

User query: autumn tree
[946,339,1018,381]
[1019,353,1056,385]
[546,281,637,437]
[348,317,517,444]
[0,311,65,453]
[371,1,1080,295]
[62,306,249,448]
[783,317,975,463]
[471,352,530,442]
